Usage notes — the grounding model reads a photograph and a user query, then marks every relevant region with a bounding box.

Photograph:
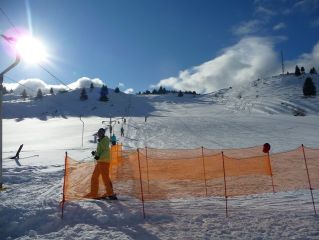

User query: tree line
[137,86,198,97]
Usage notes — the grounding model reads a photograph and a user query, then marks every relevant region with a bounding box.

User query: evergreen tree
[21,89,28,99]
[158,86,164,94]
[90,83,94,91]
[303,77,316,97]
[80,88,88,101]
[295,65,301,76]
[114,87,120,93]
[178,90,183,97]
[310,67,317,74]
[35,89,43,99]
[50,87,54,95]
[152,89,158,94]
[300,66,305,74]
[2,86,8,95]
[99,85,109,101]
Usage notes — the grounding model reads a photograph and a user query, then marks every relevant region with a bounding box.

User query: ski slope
[1,74,319,239]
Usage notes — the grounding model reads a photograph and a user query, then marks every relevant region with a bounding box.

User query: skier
[111,133,117,146]
[85,128,117,200]
[120,126,124,137]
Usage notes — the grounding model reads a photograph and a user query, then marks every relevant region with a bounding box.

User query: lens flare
[15,35,48,64]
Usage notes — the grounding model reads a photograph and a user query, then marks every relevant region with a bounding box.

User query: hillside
[1,74,319,239]
[3,74,319,121]
[204,73,319,116]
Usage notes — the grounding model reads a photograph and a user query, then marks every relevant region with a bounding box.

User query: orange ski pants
[90,162,114,196]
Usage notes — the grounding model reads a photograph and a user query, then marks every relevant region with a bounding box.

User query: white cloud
[155,37,280,93]
[124,88,134,94]
[232,20,263,36]
[285,41,319,72]
[293,0,319,11]
[67,77,104,89]
[118,82,125,88]
[255,6,276,16]
[3,77,105,96]
[273,22,286,31]
[3,78,65,96]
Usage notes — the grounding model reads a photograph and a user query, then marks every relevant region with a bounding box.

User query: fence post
[221,151,228,217]
[301,144,317,215]
[201,147,208,197]
[137,149,146,218]
[79,116,84,149]
[267,152,275,193]
[145,147,150,193]
[61,152,68,219]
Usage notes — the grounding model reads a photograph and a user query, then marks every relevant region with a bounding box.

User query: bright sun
[15,35,48,64]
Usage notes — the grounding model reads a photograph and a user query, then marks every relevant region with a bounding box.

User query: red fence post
[61,152,68,219]
[201,147,208,197]
[145,147,150,193]
[301,144,317,215]
[221,151,228,217]
[137,149,146,218]
[267,152,275,193]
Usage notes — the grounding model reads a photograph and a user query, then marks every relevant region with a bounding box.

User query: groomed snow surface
[1,74,319,239]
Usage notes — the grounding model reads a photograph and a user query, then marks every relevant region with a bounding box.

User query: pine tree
[114,87,120,93]
[21,89,28,99]
[50,87,54,95]
[310,67,317,74]
[99,85,109,101]
[2,86,8,95]
[178,90,184,97]
[80,88,88,101]
[300,66,305,74]
[35,89,43,99]
[158,86,164,94]
[295,65,301,76]
[303,77,316,96]
[90,83,94,91]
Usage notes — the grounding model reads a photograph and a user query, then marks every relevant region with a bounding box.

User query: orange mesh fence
[63,144,125,201]
[302,146,319,190]
[62,144,319,203]
[270,146,311,192]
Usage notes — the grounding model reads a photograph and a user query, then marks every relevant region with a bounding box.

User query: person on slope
[111,133,117,146]
[120,126,124,137]
[85,128,117,200]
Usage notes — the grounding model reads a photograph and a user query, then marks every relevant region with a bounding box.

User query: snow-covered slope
[4,74,319,120]
[1,74,319,239]
[203,73,319,115]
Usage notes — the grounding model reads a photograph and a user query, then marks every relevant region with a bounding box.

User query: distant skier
[120,126,124,137]
[111,133,117,145]
[85,128,117,200]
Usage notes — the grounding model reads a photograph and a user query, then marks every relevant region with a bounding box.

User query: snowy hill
[4,74,319,121]
[203,73,319,116]
[1,74,319,239]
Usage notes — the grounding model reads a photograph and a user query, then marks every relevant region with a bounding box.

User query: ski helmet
[97,128,105,135]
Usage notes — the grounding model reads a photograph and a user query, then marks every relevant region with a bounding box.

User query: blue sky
[1,0,319,93]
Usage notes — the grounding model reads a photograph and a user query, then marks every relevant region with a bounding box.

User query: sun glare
[15,35,48,64]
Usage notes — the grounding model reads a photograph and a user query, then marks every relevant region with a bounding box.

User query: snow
[1,74,319,239]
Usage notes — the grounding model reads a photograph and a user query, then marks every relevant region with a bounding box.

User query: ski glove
[94,156,99,160]
[91,151,96,156]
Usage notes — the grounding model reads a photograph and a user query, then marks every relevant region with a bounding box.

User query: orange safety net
[63,144,124,201]
[62,144,319,203]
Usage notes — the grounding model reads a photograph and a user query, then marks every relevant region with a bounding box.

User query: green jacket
[96,136,110,162]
